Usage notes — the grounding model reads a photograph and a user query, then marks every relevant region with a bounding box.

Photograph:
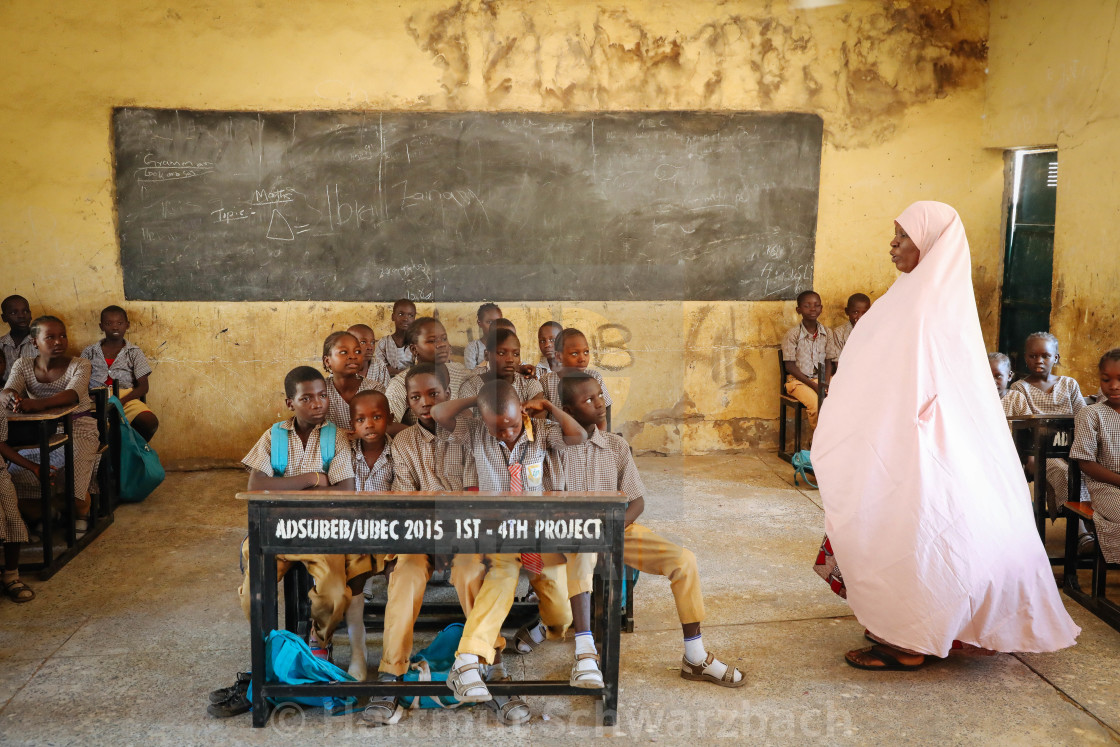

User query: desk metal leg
[249,514,275,728]
[600,523,624,727]
[63,415,76,548]
[1032,438,1047,542]
[1063,510,1081,591]
[38,423,54,568]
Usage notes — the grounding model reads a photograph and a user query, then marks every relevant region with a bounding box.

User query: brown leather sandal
[680,653,746,688]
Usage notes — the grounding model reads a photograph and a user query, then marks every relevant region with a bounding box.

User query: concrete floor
[1,453,1118,746]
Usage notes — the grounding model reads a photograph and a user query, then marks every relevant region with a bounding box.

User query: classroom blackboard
[112,109,822,302]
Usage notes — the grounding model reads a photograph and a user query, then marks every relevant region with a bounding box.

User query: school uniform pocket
[523,460,544,491]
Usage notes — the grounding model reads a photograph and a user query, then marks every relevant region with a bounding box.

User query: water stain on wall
[406,0,988,148]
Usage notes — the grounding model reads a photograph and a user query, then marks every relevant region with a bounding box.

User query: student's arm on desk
[13,389,78,413]
[1077,460,1120,488]
[625,496,644,527]
[431,396,478,431]
[783,361,818,393]
[523,398,587,445]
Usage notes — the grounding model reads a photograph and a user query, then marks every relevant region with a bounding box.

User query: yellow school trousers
[785,375,820,427]
[378,553,487,676]
[624,522,705,625]
[456,554,573,663]
[237,543,352,647]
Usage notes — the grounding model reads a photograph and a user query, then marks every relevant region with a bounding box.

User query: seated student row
[989,333,1120,556]
[0,305,159,588]
[215,322,743,724]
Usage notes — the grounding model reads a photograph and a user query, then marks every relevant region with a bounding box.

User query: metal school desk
[240,490,628,728]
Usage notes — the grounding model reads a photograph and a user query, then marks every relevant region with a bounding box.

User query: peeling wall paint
[0,1,1002,465]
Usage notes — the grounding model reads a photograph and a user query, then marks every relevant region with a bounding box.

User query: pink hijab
[811,201,1079,656]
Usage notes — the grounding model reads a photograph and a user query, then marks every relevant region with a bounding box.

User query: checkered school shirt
[1001,389,1031,417]
[539,368,614,408]
[241,419,355,484]
[781,322,831,378]
[0,409,8,468]
[80,341,153,389]
[556,428,644,503]
[4,357,93,413]
[385,361,472,423]
[448,413,570,492]
[390,422,478,491]
[374,335,413,372]
[464,338,486,371]
[0,333,36,385]
[364,359,392,390]
[325,375,385,431]
[825,321,853,362]
[1009,376,1085,417]
[351,434,394,491]
[458,372,544,402]
[1071,403,1120,490]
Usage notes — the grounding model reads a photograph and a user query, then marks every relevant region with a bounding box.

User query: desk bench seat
[1062,500,1120,633]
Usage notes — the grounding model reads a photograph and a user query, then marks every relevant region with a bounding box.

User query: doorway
[998,148,1058,373]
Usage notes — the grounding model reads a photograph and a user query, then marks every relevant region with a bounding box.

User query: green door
[999,150,1057,373]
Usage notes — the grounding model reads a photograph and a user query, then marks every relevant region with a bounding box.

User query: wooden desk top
[237,490,627,505]
[5,403,80,422]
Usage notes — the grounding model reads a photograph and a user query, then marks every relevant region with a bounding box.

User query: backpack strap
[320,422,336,473]
[270,422,289,477]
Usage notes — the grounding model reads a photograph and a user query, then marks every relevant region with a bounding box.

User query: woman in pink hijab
[811,201,1080,670]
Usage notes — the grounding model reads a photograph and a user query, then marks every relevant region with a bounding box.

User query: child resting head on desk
[0,315,99,538]
[557,371,745,687]
[431,379,586,707]
[218,366,358,718]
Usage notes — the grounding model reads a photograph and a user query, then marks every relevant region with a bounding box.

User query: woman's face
[890,221,922,273]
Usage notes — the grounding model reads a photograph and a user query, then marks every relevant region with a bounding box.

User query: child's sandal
[484,674,531,725]
[2,579,34,603]
[510,619,543,655]
[680,653,746,688]
[569,652,604,689]
[447,662,492,703]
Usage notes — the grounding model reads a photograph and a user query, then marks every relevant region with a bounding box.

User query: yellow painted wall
[986,0,1120,392]
[0,1,1001,466]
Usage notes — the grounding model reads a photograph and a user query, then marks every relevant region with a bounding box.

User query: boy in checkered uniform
[215,367,356,718]
[431,379,587,705]
[781,290,830,428]
[555,372,745,688]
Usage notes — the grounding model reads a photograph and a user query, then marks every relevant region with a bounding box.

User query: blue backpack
[270,422,336,476]
[247,630,357,713]
[791,449,817,488]
[401,623,466,709]
[108,396,165,503]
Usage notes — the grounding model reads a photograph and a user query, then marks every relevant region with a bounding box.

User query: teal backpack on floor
[791,449,817,488]
[108,396,165,503]
[248,630,357,713]
[402,623,465,709]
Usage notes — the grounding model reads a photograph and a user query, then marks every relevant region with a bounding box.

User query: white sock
[452,654,488,695]
[575,632,597,657]
[684,634,706,665]
[346,595,367,681]
[516,621,548,653]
